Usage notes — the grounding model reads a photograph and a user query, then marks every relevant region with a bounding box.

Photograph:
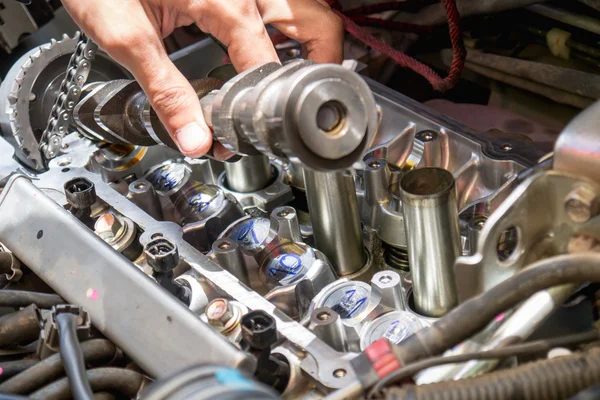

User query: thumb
[119,45,212,157]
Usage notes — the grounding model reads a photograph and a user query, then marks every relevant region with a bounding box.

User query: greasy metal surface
[455,170,600,301]
[0,47,551,393]
[304,170,366,276]
[400,168,461,317]
[0,175,254,378]
[212,63,281,156]
[0,33,130,170]
[0,150,357,389]
[554,100,600,185]
[224,155,272,193]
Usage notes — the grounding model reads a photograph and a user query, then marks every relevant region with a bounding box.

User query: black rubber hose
[0,358,39,382]
[0,290,64,309]
[0,339,117,394]
[386,349,600,400]
[142,365,278,400]
[93,392,116,400]
[30,368,145,400]
[393,253,600,364]
[55,313,93,400]
[0,304,40,347]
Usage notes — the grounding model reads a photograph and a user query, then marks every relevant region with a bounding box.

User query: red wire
[327,0,465,92]
[343,0,438,17]
[351,16,435,33]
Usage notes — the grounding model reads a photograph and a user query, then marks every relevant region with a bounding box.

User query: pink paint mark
[86,288,99,301]
[494,313,505,323]
[0,367,4,375]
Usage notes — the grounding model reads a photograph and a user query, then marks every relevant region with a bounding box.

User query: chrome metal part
[0,33,129,171]
[40,33,98,161]
[310,307,347,353]
[455,170,600,301]
[217,160,292,214]
[2,34,578,398]
[71,61,378,171]
[0,175,253,377]
[304,170,367,277]
[400,167,461,317]
[270,206,303,243]
[554,100,600,184]
[212,237,250,286]
[359,311,427,351]
[127,179,164,221]
[224,155,273,193]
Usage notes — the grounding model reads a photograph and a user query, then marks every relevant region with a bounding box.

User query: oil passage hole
[317,311,330,321]
[316,101,346,134]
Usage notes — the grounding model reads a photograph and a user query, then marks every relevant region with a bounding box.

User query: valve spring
[384,244,409,271]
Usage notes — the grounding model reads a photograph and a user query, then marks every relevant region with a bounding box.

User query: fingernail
[175,122,209,155]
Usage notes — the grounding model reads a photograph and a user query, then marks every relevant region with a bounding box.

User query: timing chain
[40,32,98,160]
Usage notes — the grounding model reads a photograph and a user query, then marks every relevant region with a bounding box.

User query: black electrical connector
[241,310,278,350]
[144,237,190,305]
[64,177,97,228]
[38,304,90,359]
[241,310,290,393]
[35,305,94,400]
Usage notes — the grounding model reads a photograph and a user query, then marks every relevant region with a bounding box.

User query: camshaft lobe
[73,60,378,171]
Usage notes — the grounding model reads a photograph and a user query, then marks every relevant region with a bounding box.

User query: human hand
[61,0,343,159]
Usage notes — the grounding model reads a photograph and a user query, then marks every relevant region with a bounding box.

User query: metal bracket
[455,170,600,301]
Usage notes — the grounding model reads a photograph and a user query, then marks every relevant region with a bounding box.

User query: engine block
[1,35,598,399]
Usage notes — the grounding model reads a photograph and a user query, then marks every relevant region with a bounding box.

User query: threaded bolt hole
[218,241,231,250]
[333,369,347,378]
[317,311,330,321]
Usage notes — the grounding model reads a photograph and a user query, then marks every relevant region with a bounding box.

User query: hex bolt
[206,299,234,327]
[144,237,180,273]
[565,186,600,223]
[94,212,124,243]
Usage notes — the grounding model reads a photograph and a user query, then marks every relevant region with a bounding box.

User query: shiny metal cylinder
[212,238,249,286]
[270,206,302,243]
[127,179,163,220]
[400,167,460,317]
[304,170,366,276]
[224,155,272,193]
[371,270,404,310]
[310,307,347,352]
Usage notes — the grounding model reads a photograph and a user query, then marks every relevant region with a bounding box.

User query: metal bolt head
[144,237,180,273]
[565,186,600,223]
[206,299,233,327]
[94,212,124,243]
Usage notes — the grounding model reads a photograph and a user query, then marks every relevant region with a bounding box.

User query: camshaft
[73,60,379,171]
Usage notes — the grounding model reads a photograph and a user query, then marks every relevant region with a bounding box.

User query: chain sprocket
[0,32,130,171]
